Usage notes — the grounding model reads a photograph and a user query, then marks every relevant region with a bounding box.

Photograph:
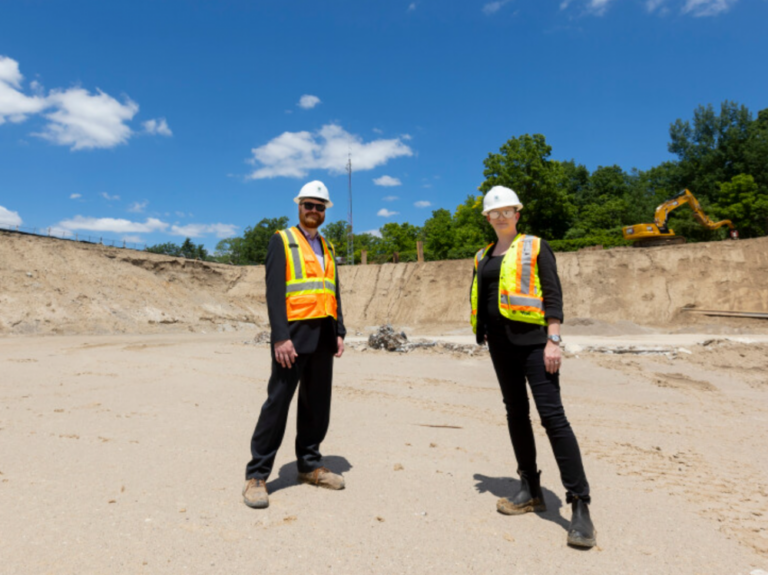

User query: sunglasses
[488,209,517,220]
[301,201,327,212]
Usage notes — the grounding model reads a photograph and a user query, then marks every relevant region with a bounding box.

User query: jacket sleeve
[538,240,565,323]
[265,233,291,343]
[334,263,346,340]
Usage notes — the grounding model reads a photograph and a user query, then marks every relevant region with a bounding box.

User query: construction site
[2,229,768,574]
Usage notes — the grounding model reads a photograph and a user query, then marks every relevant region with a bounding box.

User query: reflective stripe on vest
[278,227,338,322]
[470,234,547,332]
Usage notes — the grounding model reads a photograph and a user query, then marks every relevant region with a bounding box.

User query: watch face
[549,335,561,343]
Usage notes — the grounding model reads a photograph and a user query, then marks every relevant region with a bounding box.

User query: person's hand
[544,340,562,374]
[274,339,298,368]
[335,336,345,358]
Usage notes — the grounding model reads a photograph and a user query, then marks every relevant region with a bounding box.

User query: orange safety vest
[470,234,547,333]
[276,227,338,322]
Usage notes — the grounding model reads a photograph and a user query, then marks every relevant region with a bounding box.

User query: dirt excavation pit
[2,232,768,573]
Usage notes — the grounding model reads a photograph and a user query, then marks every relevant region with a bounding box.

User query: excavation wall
[2,230,767,335]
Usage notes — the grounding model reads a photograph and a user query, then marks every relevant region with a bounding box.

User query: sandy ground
[2,331,767,574]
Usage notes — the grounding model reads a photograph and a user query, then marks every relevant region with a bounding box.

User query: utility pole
[346,155,354,265]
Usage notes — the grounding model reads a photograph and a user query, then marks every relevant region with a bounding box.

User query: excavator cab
[622,189,736,248]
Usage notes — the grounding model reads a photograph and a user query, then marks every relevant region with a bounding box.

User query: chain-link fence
[0,223,148,251]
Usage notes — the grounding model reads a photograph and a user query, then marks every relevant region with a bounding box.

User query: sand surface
[2,332,767,574]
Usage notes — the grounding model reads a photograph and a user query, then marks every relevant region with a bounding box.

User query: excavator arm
[654,189,734,233]
[622,189,736,247]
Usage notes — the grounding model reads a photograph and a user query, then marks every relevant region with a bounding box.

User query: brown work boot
[243,478,269,509]
[297,467,345,490]
[497,470,547,515]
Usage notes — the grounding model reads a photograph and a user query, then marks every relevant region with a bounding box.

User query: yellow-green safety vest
[470,234,547,333]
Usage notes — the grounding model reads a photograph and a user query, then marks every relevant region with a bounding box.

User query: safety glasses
[301,201,327,212]
[488,209,517,220]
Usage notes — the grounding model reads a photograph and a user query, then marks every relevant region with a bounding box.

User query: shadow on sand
[473,473,570,531]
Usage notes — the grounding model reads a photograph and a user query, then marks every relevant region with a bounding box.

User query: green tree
[353,232,384,263]
[321,220,351,253]
[146,241,182,257]
[568,165,634,236]
[380,222,421,258]
[213,237,246,264]
[449,195,495,259]
[147,238,208,259]
[715,174,768,238]
[179,237,208,260]
[480,134,576,239]
[241,216,290,265]
[422,208,454,260]
[668,101,755,203]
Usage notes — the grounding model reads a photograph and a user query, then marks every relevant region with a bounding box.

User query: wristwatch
[547,335,562,345]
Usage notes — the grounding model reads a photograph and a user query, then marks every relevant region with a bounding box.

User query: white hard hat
[482,186,523,215]
[294,180,333,208]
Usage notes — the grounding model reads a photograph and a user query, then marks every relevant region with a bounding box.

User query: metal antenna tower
[346,154,354,265]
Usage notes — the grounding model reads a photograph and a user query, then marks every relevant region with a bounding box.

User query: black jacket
[472,238,564,346]
[265,231,346,355]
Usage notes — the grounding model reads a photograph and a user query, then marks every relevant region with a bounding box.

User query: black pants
[487,333,590,502]
[245,349,334,480]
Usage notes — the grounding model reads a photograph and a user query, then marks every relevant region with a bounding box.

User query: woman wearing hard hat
[470,186,596,549]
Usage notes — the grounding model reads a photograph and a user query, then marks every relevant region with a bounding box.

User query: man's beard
[300,211,324,230]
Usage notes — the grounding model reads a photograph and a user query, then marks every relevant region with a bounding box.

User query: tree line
[148,101,768,264]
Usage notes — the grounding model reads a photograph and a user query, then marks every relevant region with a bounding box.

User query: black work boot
[497,470,546,515]
[567,496,597,548]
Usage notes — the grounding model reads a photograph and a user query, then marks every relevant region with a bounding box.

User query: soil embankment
[2,230,768,336]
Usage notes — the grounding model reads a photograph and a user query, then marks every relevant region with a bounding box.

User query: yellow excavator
[622,189,737,248]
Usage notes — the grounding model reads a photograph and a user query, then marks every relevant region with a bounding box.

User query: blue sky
[1,0,766,250]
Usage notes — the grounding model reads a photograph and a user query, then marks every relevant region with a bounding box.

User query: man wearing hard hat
[243,180,347,509]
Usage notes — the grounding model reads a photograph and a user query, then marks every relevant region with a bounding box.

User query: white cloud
[482,0,512,14]
[0,205,22,227]
[298,95,321,110]
[169,223,238,238]
[0,56,47,124]
[372,127,384,134]
[414,201,432,208]
[645,0,667,11]
[142,118,172,136]
[128,200,148,213]
[121,235,144,244]
[361,228,383,238]
[0,55,168,149]
[69,193,82,199]
[377,208,399,217]
[37,87,138,150]
[373,175,402,187]
[408,3,417,11]
[57,216,169,234]
[382,195,399,201]
[101,192,120,201]
[400,133,412,141]
[247,124,413,180]
[586,0,614,14]
[682,0,735,16]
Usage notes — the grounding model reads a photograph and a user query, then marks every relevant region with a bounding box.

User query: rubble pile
[250,331,271,345]
[363,325,486,356]
[367,325,409,351]
[568,343,692,359]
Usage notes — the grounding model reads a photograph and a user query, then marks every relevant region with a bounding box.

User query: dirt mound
[2,230,768,336]
[0,231,269,335]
